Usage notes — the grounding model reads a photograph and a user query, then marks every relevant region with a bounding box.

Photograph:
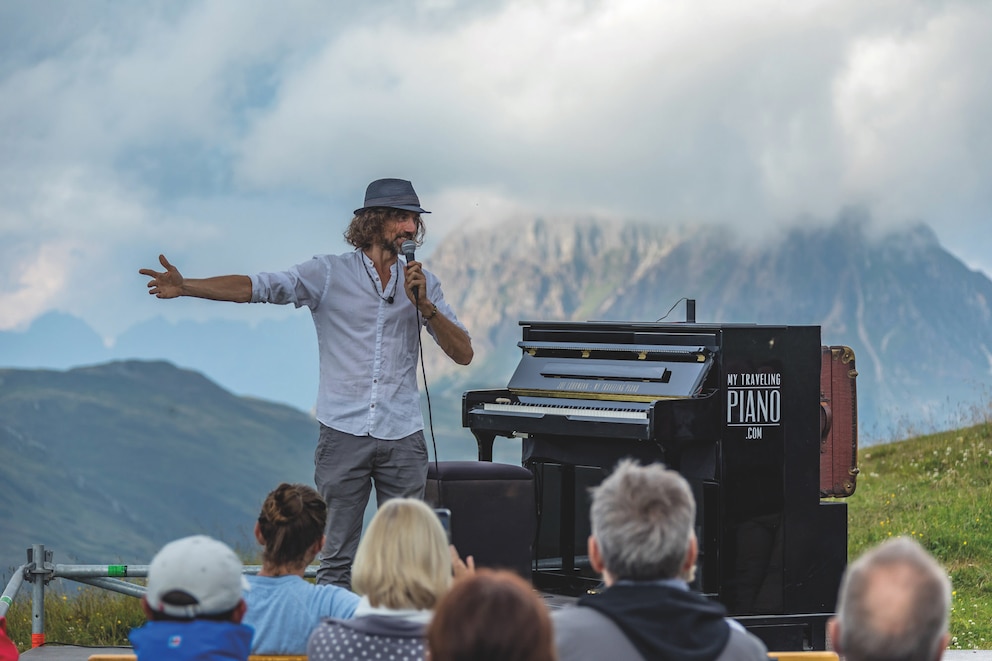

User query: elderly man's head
[829,537,951,661]
[589,460,697,584]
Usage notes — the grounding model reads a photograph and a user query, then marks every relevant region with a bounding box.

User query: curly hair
[344,207,426,250]
[257,483,327,568]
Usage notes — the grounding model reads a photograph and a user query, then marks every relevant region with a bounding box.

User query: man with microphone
[139,178,473,588]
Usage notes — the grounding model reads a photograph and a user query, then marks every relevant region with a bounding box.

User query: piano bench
[425,460,536,579]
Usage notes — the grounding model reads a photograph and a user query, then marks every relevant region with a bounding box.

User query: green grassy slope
[846,420,992,650]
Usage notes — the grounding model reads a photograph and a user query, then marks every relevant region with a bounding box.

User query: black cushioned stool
[425,460,536,579]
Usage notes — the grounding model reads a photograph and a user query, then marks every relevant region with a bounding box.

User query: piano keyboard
[482,402,648,420]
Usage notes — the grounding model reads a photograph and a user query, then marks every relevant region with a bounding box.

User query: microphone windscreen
[401,240,417,263]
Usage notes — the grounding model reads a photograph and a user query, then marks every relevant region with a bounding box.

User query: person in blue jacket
[130,535,253,661]
[242,483,360,654]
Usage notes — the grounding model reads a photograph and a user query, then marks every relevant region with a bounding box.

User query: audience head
[256,482,326,569]
[829,536,951,661]
[143,535,247,622]
[589,459,696,583]
[345,207,426,250]
[351,497,452,610]
[428,569,555,661]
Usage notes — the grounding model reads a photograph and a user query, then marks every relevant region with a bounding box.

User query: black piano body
[462,321,852,651]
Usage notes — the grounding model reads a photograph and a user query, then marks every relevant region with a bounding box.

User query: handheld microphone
[401,240,419,300]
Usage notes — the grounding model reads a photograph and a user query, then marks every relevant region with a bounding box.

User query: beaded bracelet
[424,304,439,321]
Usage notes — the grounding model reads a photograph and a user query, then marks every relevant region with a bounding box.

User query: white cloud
[2,0,991,336]
[0,242,71,331]
[834,6,992,217]
[235,0,992,231]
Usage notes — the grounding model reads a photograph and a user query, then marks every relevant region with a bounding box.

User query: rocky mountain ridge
[425,212,992,437]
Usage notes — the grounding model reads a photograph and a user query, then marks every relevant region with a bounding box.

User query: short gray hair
[589,459,695,580]
[835,537,951,661]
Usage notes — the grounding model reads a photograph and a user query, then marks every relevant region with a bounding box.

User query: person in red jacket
[0,616,19,661]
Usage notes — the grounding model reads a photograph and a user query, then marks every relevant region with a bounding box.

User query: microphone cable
[403,241,441,476]
[414,302,441,477]
[655,296,688,322]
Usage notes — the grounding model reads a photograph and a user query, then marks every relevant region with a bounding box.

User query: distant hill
[0,360,320,568]
[0,359,499,570]
[0,311,321,418]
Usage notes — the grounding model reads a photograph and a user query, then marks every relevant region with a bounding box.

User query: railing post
[27,544,54,648]
[0,565,26,618]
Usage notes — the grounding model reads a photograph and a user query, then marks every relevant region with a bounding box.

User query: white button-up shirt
[249,250,467,440]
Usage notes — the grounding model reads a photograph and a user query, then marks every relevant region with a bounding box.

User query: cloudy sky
[2,0,990,341]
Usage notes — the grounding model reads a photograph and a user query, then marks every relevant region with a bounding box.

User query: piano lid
[508,341,715,402]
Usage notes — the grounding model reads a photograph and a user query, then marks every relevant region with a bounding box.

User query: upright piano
[462,320,857,651]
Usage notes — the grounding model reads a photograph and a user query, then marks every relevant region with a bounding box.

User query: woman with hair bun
[243,483,360,654]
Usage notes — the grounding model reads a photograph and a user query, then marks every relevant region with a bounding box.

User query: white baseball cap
[145,535,248,618]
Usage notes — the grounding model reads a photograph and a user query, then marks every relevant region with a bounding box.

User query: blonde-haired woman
[307,498,473,661]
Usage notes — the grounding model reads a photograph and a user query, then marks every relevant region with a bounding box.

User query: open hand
[139,254,184,298]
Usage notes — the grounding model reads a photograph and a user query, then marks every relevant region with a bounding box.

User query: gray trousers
[313,424,428,588]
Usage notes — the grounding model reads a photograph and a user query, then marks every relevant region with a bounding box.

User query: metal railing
[1,543,313,648]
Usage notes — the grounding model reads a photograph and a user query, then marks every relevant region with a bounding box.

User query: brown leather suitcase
[819,346,859,497]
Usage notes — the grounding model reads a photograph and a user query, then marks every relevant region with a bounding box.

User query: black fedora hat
[354,178,431,215]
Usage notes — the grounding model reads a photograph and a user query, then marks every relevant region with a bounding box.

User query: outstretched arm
[139,254,252,303]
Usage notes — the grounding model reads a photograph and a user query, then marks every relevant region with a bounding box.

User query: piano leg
[561,464,576,576]
[471,430,497,462]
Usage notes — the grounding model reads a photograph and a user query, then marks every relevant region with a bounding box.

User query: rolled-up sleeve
[250,257,331,309]
[423,271,470,340]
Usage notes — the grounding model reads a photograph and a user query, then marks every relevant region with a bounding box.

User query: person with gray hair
[553,459,768,661]
[828,537,951,661]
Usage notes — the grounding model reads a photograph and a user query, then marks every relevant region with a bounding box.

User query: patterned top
[307,614,426,661]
